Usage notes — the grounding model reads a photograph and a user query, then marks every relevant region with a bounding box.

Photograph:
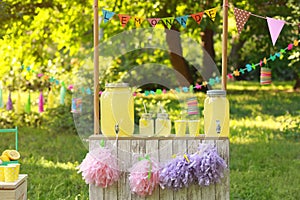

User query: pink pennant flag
[234,7,251,34]
[118,14,131,28]
[267,17,285,46]
[147,18,161,27]
[39,91,44,113]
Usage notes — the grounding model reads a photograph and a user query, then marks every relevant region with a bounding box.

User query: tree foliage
[0,0,299,91]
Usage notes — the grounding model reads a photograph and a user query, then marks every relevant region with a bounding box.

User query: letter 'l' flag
[118,14,131,28]
[102,9,115,23]
[267,17,285,46]
[176,15,189,28]
[191,12,204,25]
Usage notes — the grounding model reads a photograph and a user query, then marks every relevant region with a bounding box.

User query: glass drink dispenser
[203,90,229,137]
[100,83,134,136]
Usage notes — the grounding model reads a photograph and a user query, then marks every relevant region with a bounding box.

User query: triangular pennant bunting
[0,87,3,108]
[161,17,175,29]
[118,14,131,28]
[102,9,115,23]
[147,18,161,27]
[191,12,204,24]
[133,16,144,28]
[16,91,22,114]
[25,92,31,113]
[233,7,251,34]
[205,7,218,22]
[39,91,44,113]
[175,15,189,28]
[267,17,285,46]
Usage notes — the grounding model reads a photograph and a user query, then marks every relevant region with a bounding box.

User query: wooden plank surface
[216,139,230,200]
[0,174,28,189]
[131,140,146,200]
[118,140,131,200]
[88,138,229,200]
[172,140,187,200]
[201,140,216,200]
[187,140,202,200]
[90,135,228,140]
[158,140,173,200]
[146,140,159,200]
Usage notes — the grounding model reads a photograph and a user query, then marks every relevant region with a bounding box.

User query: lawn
[0,81,299,199]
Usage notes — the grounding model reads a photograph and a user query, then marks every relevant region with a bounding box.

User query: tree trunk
[165,29,193,86]
[294,74,300,91]
[201,29,215,60]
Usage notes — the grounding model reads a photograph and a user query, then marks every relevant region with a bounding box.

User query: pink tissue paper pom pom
[77,147,120,188]
[129,159,160,197]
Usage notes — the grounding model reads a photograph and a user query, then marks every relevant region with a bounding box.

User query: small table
[0,174,28,200]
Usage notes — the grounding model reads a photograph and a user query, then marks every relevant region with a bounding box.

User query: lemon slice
[0,154,10,162]
[2,150,11,157]
[7,150,20,160]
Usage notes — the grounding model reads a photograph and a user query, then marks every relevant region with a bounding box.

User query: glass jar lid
[157,113,169,119]
[141,113,152,119]
[207,90,226,97]
[105,83,129,88]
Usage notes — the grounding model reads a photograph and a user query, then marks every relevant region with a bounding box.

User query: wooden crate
[0,174,28,200]
[89,136,229,200]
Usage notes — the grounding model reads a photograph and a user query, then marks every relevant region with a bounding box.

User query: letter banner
[175,15,189,28]
[161,17,175,29]
[204,7,218,22]
[191,12,204,25]
[118,14,131,28]
[102,9,115,23]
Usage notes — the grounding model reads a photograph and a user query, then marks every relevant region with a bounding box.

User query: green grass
[0,81,299,199]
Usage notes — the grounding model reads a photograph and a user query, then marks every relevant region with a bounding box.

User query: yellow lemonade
[100,83,134,136]
[139,113,154,136]
[155,113,171,136]
[204,90,229,137]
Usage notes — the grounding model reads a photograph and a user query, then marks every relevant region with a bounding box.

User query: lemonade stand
[0,127,28,200]
[79,0,231,199]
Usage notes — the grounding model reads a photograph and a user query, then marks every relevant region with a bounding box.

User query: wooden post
[94,0,100,135]
[222,0,229,90]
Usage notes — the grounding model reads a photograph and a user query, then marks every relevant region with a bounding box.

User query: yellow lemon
[2,150,11,157]
[0,155,10,162]
[7,150,20,160]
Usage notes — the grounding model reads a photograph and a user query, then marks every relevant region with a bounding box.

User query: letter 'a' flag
[176,15,189,28]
